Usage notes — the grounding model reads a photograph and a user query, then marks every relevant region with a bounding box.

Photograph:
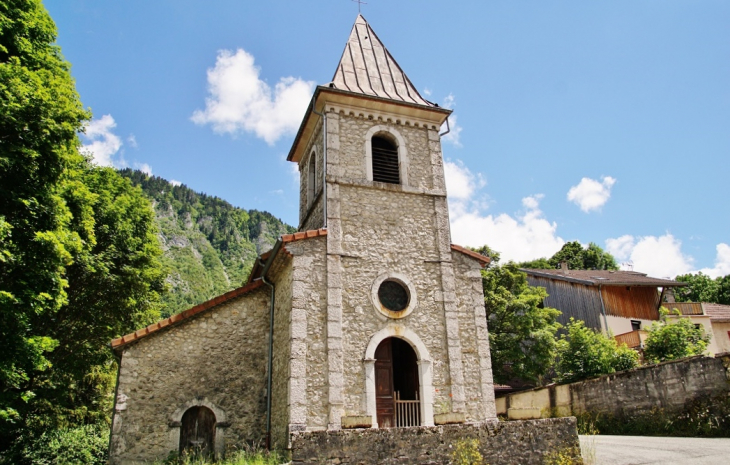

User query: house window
[307,151,316,208]
[371,135,400,184]
[631,320,641,331]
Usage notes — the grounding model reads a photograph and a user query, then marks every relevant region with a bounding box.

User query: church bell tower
[278,14,495,445]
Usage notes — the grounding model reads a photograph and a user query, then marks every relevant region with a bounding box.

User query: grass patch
[575,394,730,437]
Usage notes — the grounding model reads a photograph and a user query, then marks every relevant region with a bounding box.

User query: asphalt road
[580,435,730,464]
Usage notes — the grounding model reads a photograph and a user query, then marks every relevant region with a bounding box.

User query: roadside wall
[290,418,579,465]
[496,354,730,420]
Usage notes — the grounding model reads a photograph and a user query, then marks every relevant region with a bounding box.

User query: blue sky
[46,0,729,278]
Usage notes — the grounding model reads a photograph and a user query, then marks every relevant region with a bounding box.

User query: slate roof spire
[331,14,434,107]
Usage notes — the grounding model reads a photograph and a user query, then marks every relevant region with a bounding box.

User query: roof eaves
[520,269,596,286]
[110,280,265,350]
[451,244,490,267]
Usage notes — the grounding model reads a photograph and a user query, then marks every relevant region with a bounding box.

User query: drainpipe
[439,116,451,138]
[598,284,610,335]
[261,239,283,450]
[312,106,327,229]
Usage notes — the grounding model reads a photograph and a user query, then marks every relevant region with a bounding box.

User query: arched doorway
[374,337,420,427]
[179,406,216,458]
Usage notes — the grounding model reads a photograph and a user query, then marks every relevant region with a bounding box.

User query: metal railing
[394,391,420,427]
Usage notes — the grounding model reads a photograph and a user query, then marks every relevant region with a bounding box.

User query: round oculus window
[378,280,409,312]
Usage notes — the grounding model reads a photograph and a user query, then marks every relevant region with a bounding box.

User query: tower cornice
[287,86,451,163]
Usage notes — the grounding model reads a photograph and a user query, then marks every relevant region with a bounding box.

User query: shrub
[452,438,484,465]
[574,394,730,437]
[21,423,109,465]
[555,319,639,383]
[643,309,711,363]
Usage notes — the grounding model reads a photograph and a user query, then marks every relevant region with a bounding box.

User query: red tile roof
[704,303,730,323]
[110,280,265,350]
[112,229,329,349]
[451,244,491,267]
[280,228,327,243]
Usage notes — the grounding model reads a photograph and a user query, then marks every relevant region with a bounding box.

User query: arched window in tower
[307,151,316,207]
[371,135,400,184]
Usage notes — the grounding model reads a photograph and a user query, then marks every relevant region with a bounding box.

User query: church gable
[110,285,271,462]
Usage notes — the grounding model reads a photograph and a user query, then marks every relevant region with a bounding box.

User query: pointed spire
[331,15,434,107]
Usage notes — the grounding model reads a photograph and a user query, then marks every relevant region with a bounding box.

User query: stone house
[109,15,498,464]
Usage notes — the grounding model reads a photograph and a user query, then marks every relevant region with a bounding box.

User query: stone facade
[109,287,270,464]
[109,15,505,464]
[290,418,580,464]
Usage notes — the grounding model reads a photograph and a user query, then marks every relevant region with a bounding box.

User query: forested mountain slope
[119,169,295,317]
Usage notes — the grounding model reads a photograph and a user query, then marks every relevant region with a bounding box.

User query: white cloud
[445,160,565,262]
[191,48,315,145]
[606,234,693,278]
[423,87,432,97]
[127,134,138,148]
[170,179,182,187]
[567,176,616,212]
[698,243,730,278]
[440,94,462,147]
[606,234,730,279]
[134,162,152,176]
[81,114,123,167]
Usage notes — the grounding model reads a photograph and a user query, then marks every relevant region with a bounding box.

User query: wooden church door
[179,406,216,458]
[375,338,395,427]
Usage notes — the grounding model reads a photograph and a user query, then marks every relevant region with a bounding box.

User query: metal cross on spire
[352,0,367,13]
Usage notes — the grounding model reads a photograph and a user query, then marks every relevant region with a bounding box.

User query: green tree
[478,248,561,385]
[674,272,730,305]
[0,2,165,460]
[555,318,639,383]
[518,241,619,271]
[642,309,710,364]
[1,0,90,441]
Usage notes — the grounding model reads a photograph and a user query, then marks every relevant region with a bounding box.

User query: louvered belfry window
[371,135,400,184]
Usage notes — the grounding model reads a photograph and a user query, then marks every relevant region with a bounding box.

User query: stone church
[109,15,575,465]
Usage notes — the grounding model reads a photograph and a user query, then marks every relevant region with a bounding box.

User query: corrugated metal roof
[331,14,434,107]
[520,269,686,287]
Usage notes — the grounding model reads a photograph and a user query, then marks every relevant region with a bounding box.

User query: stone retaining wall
[496,353,730,420]
[290,418,580,464]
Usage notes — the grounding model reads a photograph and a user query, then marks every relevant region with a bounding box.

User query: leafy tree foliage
[518,241,619,271]
[477,248,561,384]
[674,272,730,305]
[1,0,90,442]
[643,309,711,364]
[555,318,639,383]
[119,169,295,316]
[1,2,165,461]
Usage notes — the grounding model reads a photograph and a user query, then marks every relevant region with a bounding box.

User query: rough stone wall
[496,354,730,418]
[269,258,293,450]
[290,418,580,465]
[286,238,329,432]
[318,108,494,424]
[337,184,452,413]
[299,122,325,231]
[335,114,433,190]
[109,288,270,465]
[571,354,730,416]
[452,251,497,421]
